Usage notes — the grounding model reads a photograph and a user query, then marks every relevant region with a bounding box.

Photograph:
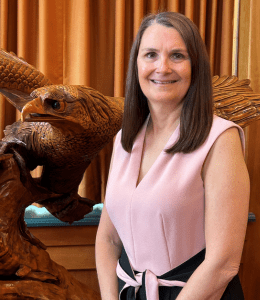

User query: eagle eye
[45,98,66,112]
[52,101,61,110]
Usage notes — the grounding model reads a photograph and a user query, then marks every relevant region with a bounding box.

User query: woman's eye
[172,53,185,60]
[145,52,157,59]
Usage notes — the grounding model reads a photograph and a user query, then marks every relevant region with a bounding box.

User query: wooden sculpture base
[0,154,100,300]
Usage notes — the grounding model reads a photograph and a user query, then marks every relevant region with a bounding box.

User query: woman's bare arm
[176,127,250,300]
[95,204,122,300]
[95,145,123,300]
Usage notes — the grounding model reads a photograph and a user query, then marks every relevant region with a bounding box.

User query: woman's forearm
[95,238,122,300]
[176,260,238,300]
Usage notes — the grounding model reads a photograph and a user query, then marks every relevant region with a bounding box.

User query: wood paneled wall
[238,0,260,298]
[30,226,101,299]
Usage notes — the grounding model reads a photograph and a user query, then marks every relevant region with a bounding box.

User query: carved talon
[0,141,8,155]
[15,264,31,277]
[0,139,26,154]
[38,192,96,223]
[79,196,96,207]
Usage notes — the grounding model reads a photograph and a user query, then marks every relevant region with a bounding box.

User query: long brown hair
[121,11,213,154]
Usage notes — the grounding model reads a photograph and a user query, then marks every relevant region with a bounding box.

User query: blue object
[24,203,103,227]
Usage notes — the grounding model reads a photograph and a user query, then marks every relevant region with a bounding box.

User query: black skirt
[118,247,244,300]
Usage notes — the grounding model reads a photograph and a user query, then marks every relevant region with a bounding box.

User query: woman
[95,12,249,300]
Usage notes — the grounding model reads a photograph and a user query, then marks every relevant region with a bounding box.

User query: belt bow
[116,261,186,300]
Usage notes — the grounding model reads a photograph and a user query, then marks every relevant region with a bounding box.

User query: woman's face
[137,23,191,107]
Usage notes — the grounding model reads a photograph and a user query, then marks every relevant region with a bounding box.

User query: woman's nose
[156,57,172,73]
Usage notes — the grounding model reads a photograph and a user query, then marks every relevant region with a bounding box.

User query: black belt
[117,247,244,300]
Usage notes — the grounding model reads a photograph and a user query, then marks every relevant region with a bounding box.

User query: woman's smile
[150,80,177,84]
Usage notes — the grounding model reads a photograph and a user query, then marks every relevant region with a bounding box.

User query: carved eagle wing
[213,75,260,127]
[0,49,52,111]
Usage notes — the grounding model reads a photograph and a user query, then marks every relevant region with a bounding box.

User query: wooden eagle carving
[0,49,124,224]
[0,49,260,224]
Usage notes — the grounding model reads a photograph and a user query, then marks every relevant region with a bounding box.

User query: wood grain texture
[46,245,96,270]
[31,225,101,298]
[30,226,98,246]
[0,155,99,299]
[69,270,101,298]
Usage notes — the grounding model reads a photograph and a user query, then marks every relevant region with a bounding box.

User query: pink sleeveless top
[105,115,245,276]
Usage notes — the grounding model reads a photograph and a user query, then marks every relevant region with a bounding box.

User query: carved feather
[0,49,52,111]
[212,75,260,127]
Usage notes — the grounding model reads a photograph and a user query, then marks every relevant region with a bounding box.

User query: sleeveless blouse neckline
[135,115,180,188]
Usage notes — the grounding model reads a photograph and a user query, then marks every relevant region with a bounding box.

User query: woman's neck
[147,102,182,136]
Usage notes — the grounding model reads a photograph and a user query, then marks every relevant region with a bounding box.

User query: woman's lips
[150,80,177,84]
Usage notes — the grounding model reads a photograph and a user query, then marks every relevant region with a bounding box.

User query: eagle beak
[21,97,44,122]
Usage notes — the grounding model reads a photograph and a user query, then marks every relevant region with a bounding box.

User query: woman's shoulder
[202,116,247,182]
[196,115,245,157]
[209,115,245,153]
[211,115,244,139]
[211,115,242,131]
